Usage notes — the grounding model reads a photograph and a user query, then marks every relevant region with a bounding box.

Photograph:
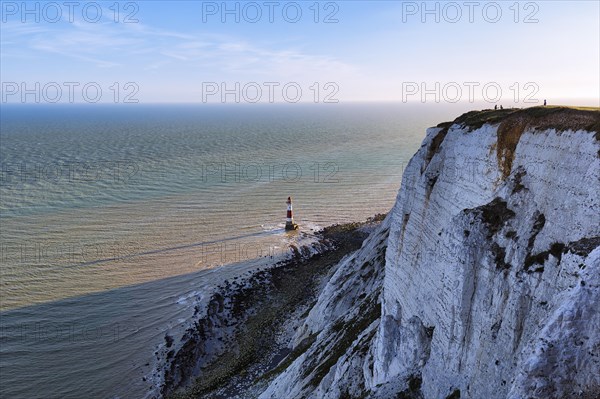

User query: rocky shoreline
[159,215,386,399]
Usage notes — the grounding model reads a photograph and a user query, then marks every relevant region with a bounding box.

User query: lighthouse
[285,196,299,231]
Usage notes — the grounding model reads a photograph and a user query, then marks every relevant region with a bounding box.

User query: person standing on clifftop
[544,99,547,106]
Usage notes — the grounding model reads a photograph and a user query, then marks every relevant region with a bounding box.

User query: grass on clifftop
[435,105,600,179]
[437,105,600,134]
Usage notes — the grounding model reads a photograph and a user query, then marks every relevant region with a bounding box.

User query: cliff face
[260,107,600,399]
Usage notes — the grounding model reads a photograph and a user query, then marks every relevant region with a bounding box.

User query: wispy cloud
[2,15,356,81]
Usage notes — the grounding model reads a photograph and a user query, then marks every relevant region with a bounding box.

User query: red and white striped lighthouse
[285,196,298,231]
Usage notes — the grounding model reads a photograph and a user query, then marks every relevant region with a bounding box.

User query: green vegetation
[478,198,516,239]
[437,106,600,133]
[259,332,317,382]
[394,374,425,399]
[524,237,600,273]
[305,293,381,389]
[423,129,448,172]
[438,105,600,179]
[437,108,517,131]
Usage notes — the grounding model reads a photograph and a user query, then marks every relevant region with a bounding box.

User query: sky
[1,0,599,104]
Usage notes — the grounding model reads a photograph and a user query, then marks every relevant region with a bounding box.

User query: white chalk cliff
[260,107,600,399]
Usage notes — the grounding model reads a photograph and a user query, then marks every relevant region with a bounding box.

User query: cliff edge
[260,106,600,399]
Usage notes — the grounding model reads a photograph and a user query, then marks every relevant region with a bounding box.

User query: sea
[0,103,460,398]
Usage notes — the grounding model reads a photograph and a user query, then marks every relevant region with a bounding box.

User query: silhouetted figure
[494,105,498,110]
[500,105,503,110]
[544,99,547,106]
